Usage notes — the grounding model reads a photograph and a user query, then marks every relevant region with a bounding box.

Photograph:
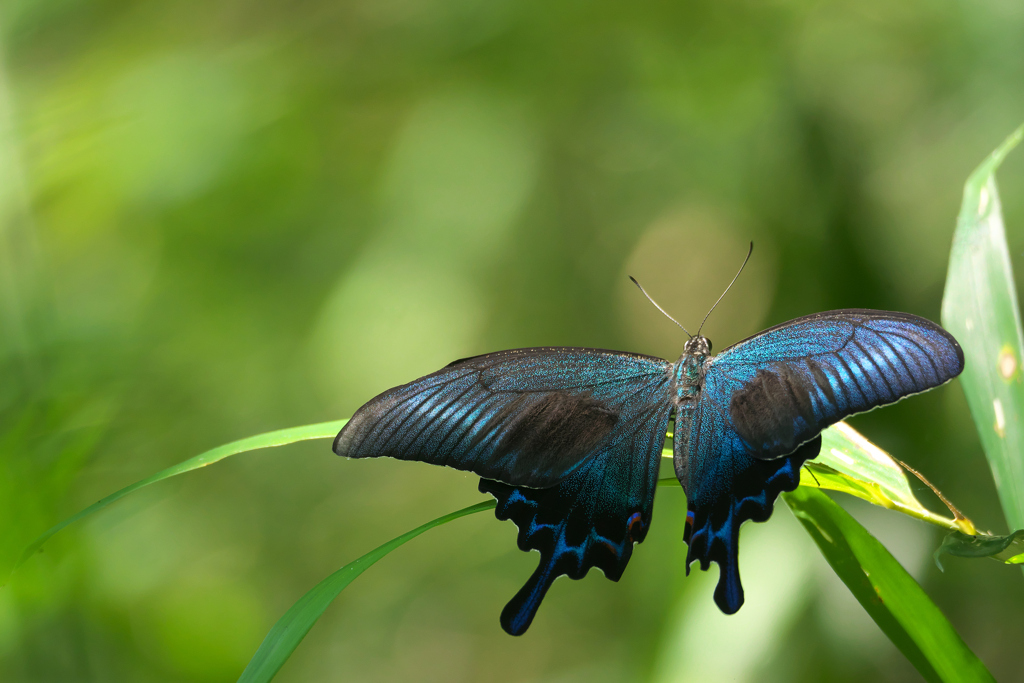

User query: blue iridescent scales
[333,309,964,635]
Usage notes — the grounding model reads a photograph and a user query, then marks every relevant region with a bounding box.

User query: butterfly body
[334,309,963,634]
[672,338,710,404]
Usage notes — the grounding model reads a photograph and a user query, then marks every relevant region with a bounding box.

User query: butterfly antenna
[629,276,693,338]
[696,241,753,338]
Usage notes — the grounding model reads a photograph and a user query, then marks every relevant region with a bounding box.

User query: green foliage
[238,501,495,683]
[4,1,1024,680]
[941,125,1024,534]
[934,530,1024,569]
[783,488,994,683]
[11,420,347,577]
[801,423,968,531]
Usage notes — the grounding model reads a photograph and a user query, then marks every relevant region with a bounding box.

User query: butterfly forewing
[334,347,671,488]
[712,310,964,460]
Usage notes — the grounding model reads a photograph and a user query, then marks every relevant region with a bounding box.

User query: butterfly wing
[681,310,964,613]
[334,347,671,488]
[713,309,965,460]
[334,347,674,634]
[481,393,672,634]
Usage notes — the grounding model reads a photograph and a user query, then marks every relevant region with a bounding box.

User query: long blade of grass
[784,487,994,683]
[941,124,1024,533]
[10,419,347,575]
[237,499,496,683]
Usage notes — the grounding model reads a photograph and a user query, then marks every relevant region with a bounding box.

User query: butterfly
[332,250,964,635]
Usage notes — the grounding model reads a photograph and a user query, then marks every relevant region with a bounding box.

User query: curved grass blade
[237,499,496,683]
[784,487,995,683]
[10,419,348,576]
[941,124,1024,534]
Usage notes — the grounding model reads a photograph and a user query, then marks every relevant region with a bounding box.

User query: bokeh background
[2,0,1024,681]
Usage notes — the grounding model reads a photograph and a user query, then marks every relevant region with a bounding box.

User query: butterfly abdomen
[672,410,694,495]
[672,352,707,401]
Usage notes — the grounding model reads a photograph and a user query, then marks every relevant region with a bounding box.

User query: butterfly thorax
[672,336,712,405]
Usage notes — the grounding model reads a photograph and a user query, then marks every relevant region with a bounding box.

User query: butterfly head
[684,335,712,357]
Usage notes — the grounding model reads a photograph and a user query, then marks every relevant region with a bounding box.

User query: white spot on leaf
[829,448,855,466]
[998,347,1017,380]
[994,398,1006,438]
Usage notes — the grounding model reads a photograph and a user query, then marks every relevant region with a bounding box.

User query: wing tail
[500,554,558,635]
[479,404,670,634]
[684,437,820,613]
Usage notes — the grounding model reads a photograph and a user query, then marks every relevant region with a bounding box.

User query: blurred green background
[2,0,1023,681]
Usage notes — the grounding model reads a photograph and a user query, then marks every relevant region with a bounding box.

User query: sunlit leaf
[9,419,347,578]
[237,500,495,683]
[784,487,995,683]
[817,423,925,507]
[802,422,968,532]
[941,124,1024,534]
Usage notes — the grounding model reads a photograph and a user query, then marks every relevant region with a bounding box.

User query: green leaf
[934,529,1024,569]
[9,419,347,577]
[784,487,995,683]
[237,500,496,683]
[801,422,967,531]
[941,124,1024,534]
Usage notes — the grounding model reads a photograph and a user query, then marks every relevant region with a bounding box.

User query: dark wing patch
[729,362,820,456]
[484,392,619,483]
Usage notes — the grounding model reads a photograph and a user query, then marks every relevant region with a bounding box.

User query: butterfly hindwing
[481,396,672,635]
[680,430,820,613]
[334,348,671,488]
[680,310,963,613]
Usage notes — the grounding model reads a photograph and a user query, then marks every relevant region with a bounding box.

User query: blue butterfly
[333,260,963,635]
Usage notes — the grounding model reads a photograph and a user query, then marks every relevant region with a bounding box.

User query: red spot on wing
[626,511,644,541]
